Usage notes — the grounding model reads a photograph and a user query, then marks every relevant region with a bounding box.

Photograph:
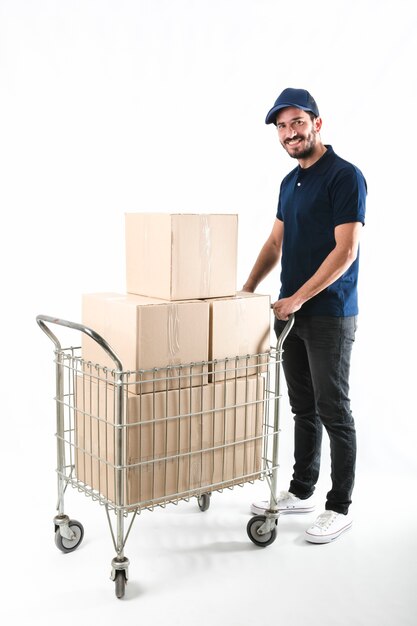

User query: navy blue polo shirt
[276,145,367,316]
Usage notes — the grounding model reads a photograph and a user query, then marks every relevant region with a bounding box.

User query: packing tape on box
[167,303,181,370]
[200,215,211,296]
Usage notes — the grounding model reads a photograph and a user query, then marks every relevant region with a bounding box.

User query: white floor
[4,465,416,626]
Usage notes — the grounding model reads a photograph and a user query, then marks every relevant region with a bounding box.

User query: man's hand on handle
[272,297,302,321]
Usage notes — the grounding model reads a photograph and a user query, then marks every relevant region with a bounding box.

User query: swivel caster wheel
[111,557,129,599]
[115,570,127,599]
[54,519,84,553]
[247,515,277,547]
[197,493,211,512]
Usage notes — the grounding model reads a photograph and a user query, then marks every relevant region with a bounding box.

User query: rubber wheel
[247,515,277,547]
[198,493,211,512]
[55,520,84,553]
[115,570,127,599]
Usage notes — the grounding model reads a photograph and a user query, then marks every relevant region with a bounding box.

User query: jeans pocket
[344,316,357,342]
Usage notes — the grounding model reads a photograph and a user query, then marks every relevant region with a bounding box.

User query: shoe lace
[313,511,338,530]
[276,490,293,502]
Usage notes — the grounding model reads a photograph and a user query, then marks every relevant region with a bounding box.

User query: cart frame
[36,313,294,597]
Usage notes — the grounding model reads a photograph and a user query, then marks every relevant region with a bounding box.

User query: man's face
[276,107,321,160]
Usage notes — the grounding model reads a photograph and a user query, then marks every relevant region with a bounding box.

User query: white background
[1,1,416,624]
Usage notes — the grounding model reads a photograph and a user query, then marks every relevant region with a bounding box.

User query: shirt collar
[297,145,334,176]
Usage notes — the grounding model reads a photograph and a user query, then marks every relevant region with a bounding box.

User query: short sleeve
[330,166,367,227]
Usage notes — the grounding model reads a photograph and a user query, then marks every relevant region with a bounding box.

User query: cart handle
[275,312,295,351]
[36,314,123,371]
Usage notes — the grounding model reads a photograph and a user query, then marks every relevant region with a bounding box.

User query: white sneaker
[305,510,352,544]
[250,490,316,515]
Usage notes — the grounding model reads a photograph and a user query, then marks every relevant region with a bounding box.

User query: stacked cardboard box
[75,374,265,507]
[75,213,271,508]
[125,213,238,300]
[81,293,209,394]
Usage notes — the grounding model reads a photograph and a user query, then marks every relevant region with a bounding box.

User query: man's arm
[242,218,283,292]
[273,222,362,320]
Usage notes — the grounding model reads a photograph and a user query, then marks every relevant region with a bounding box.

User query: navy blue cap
[265,88,319,125]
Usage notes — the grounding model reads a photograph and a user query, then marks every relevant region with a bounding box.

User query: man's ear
[314,116,323,132]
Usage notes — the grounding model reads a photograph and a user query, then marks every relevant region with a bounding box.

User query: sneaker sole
[305,521,353,544]
[250,505,316,516]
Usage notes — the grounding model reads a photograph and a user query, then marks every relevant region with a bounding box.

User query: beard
[282,129,318,160]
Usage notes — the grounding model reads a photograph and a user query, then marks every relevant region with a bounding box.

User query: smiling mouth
[286,137,303,146]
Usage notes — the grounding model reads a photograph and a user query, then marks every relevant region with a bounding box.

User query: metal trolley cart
[37,313,294,598]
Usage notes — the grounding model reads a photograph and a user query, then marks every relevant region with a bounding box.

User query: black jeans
[274,315,357,515]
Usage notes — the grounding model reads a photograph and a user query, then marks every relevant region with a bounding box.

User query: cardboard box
[125,213,238,300]
[81,292,209,394]
[74,374,265,508]
[207,292,271,381]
